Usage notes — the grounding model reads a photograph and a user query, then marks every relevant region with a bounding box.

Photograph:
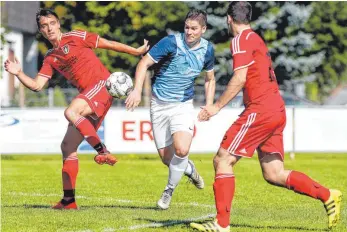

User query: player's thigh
[150,102,173,149]
[61,123,84,156]
[214,147,241,173]
[76,80,113,119]
[65,98,93,121]
[88,93,113,130]
[258,151,287,185]
[221,111,281,158]
[172,131,193,157]
[257,111,286,161]
[170,102,194,157]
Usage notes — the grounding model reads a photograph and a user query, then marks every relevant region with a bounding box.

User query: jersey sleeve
[38,57,53,79]
[231,33,255,71]
[203,42,215,72]
[81,30,100,49]
[148,35,177,63]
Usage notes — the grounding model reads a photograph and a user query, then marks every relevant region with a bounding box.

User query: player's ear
[201,25,207,34]
[227,15,232,25]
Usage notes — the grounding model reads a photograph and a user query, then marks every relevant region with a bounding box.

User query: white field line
[7,192,215,208]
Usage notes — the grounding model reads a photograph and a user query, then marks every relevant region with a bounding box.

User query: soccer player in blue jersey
[125,9,216,210]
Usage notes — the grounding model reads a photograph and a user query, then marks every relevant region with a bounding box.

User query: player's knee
[64,107,74,121]
[263,171,279,185]
[161,156,170,166]
[61,140,77,157]
[175,147,189,157]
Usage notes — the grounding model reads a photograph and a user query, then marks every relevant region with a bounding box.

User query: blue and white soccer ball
[106,72,133,99]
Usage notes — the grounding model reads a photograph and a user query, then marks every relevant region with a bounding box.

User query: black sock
[61,198,75,205]
[93,143,104,153]
[64,189,75,198]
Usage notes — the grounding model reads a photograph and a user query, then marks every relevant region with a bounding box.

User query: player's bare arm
[198,67,247,121]
[97,38,149,56]
[4,58,49,92]
[204,70,216,106]
[125,54,155,111]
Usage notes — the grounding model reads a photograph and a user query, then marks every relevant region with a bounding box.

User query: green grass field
[1,153,347,232]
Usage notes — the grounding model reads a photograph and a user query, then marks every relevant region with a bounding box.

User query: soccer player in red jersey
[190,2,342,231]
[4,9,149,209]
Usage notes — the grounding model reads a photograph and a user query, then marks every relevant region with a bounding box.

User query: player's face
[39,15,61,42]
[184,19,206,47]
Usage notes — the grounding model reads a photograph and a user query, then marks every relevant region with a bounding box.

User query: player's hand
[136,39,150,56]
[125,89,142,111]
[4,57,22,76]
[198,104,220,121]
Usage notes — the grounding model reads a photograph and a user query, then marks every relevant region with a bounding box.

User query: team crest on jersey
[61,44,69,54]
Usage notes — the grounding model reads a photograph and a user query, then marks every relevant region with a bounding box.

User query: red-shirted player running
[4,9,149,209]
[191,2,342,231]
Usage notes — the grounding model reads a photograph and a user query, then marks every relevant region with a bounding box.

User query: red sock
[74,117,102,150]
[214,174,235,228]
[62,158,79,191]
[286,171,330,202]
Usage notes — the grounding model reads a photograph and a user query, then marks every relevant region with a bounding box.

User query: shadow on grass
[138,218,329,231]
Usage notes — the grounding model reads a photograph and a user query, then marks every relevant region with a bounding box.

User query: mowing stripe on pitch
[8,192,214,208]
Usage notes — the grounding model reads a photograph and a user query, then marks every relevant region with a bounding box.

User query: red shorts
[76,80,113,129]
[221,109,286,160]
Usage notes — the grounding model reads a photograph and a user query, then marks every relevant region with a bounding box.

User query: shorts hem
[76,95,100,118]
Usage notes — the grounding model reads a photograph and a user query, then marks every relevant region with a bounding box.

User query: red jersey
[231,28,284,112]
[38,30,110,91]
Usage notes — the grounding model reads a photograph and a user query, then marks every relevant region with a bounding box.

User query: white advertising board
[294,108,347,152]
[1,109,68,153]
[105,108,294,154]
[1,107,346,154]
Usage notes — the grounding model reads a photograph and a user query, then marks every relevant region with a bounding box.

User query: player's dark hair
[227,1,252,24]
[36,8,59,29]
[185,9,207,27]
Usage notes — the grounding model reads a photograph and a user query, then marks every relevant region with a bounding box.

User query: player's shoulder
[62,30,87,40]
[44,48,54,58]
[232,29,260,44]
[158,34,177,48]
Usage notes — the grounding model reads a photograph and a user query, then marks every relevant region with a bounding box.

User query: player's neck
[50,31,63,48]
[186,39,201,49]
[234,25,251,36]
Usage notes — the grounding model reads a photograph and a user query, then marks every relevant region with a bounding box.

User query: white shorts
[150,96,195,149]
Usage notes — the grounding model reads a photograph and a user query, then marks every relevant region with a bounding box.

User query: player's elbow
[32,84,43,92]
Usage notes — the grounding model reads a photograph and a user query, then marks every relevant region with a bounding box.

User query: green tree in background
[305,1,347,101]
[37,1,347,103]
[39,1,188,89]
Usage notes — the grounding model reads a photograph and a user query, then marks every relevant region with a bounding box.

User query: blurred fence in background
[1,85,321,108]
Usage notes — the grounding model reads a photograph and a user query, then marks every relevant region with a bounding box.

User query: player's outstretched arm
[204,70,216,106]
[198,67,247,121]
[125,54,155,111]
[4,58,49,92]
[97,38,149,56]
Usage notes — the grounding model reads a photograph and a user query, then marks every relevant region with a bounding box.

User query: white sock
[184,160,194,176]
[166,154,188,190]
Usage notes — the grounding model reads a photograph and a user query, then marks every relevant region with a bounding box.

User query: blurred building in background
[1,1,40,107]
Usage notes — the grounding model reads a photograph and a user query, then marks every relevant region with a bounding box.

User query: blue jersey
[148,33,214,102]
